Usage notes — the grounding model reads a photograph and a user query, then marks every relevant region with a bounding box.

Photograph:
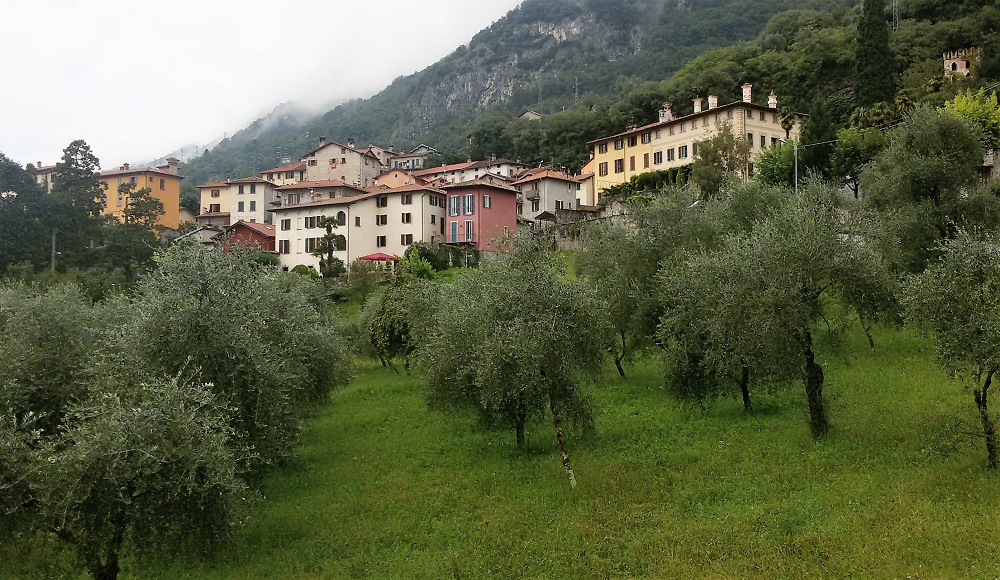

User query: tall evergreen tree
[855,0,896,107]
[50,140,107,266]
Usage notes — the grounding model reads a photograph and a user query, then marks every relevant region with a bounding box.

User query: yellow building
[589,84,802,196]
[98,157,183,229]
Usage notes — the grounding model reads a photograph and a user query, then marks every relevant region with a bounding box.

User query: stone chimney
[693,97,703,114]
[318,136,326,147]
[768,91,778,109]
[166,157,180,175]
[741,83,753,103]
[708,95,718,109]
[347,138,355,149]
[659,102,674,122]
[121,163,130,171]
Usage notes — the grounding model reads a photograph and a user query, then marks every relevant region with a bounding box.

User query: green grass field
[8,323,1000,578]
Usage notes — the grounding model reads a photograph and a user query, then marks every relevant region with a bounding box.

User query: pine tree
[855,0,896,107]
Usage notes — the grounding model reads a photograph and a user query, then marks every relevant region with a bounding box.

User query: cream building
[300,138,383,188]
[270,184,447,272]
[589,84,801,195]
[512,168,584,222]
[261,161,307,186]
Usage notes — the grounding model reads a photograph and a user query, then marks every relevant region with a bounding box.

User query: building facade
[98,158,182,229]
[261,161,307,186]
[512,169,582,222]
[300,138,383,188]
[443,180,518,252]
[589,84,801,195]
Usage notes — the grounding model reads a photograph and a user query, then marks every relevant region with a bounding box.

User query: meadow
[8,323,1000,578]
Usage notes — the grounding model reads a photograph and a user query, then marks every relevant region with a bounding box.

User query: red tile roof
[197,181,230,189]
[511,170,578,186]
[276,179,366,193]
[412,161,475,177]
[227,220,276,237]
[261,161,306,174]
[229,176,275,185]
[100,167,182,179]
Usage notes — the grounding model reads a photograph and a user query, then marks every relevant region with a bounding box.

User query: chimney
[741,83,753,103]
[347,138,355,149]
[708,95,718,109]
[37,161,42,168]
[319,136,326,146]
[693,97,703,114]
[659,102,674,123]
[121,163,130,171]
[768,91,778,109]
[166,157,180,175]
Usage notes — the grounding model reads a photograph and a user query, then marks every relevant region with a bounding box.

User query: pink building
[443,180,518,252]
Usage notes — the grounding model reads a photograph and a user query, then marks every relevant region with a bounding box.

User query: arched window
[337,211,346,226]
[334,235,346,252]
[952,62,958,71]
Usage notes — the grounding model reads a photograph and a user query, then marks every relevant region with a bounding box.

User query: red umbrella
[359,252,399,261]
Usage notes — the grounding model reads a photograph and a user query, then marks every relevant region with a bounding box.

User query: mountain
[178,0,853,188]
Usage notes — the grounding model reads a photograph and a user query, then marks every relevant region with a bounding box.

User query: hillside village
[30,82,806,274]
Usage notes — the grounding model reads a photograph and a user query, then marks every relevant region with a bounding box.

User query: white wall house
[270,184,447,272]
[300,138,383,188]
[512,169,582,222]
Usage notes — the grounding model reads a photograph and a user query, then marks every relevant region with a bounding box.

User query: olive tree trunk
[803,329,828,438]
[549,396,577,490]
[974,369,998,469]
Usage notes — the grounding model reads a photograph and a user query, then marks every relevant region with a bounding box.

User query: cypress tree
[855,0,896,107]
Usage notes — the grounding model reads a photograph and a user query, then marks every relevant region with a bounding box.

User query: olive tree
[414,232,609,488]
[903,233,1000,468]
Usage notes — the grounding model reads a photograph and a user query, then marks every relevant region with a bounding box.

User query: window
[304,216,315,229]
[250,183,257,194]
[641,132,652,144]
[516,203,523,215]
[630,156,635,171]
[598,162,608,177]
[703,118,709,127]
[504,226,510,236]
[715,113,721,124]
[448,196,460,216]
[463,193,475,215]
[278,240,290,254]
[376,196,388,208]
[465,220,473,242]
[692,143,698,156]
[296,239,303,254]
[159,178,165,190]
[376,235,386,248]
[555,200,564,210]
[355,216,361,227]
[614,139,624,150]
[430,214,436,224]
[130,176,136,185]
[669,126,675,135]
[209,203,221,213]
[286,193,300,205]
[727,110,734,119]
[337,211,346,226]
[614,159,624,174]
[450,221,458,243]
[761,135,767,148]
[678,145,689,159]
[483,194,491,208]
[401,193,412,205]
[655,130,661,139]
[772,137,779,146]
[238,201,245,212]
[747,133,754,144]
[308,159,317,166]
[531,199,539,212]
[116,191,123,206]
[211,189,220,198]
[429,196,437,207]
[643,153,649,168]
[628,136,637,147]
[376,214,388,226]
[680,123,686,133]
[401,213,412,224]
[401,233,413,245]
[238,184,245,194]
[249,201,256,211]
[760,111,766,121]
[598,143,608,154]
[280,219,291,231]
[667,149,675,162]
[296,218,303,230]
[285,171,294,179]
[341,158,346,164]
[305,237,317,253]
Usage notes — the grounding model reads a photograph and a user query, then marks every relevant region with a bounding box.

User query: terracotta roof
[467,158,526,170]
[440,179,518,193]
[226,220,276,237]
[276,179,366,193]
[412,161,476,177]
[375,183,447,195]
[100,167,183,179]
[588,100,787,144]
[196,212,231,219]
[301,141,383,163]
[270,185,436,213]
[228,176,275,185]
[261,161,306,174]
[511,170,578,186]
[197,181,230,189]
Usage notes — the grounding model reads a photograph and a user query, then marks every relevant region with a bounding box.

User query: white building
[300,138,383,188]
[512,168,584,222]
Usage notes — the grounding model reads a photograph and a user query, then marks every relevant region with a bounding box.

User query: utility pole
[893,0,900,31]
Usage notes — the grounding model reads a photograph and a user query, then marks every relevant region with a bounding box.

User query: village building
[511,168,584,223]
[216,220,276,253]
[30,162,56,193]
[270,183,446,272]
[300,137,383,188]
[388,144,439,171]
[374,169,428,189]
[944,47,982,78]
[98,157,182,229]
[227,177,278,224]
[261,161,307,187]
[442,179,518,252]
[588,84,802,198]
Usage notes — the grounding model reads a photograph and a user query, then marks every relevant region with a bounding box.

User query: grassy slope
[133,322,1000,579]
[9,323,999,578]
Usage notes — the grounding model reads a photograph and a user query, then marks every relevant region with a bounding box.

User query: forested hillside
[179,0,862,186]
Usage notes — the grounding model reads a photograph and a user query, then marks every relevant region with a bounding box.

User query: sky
[0,0,523,170]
